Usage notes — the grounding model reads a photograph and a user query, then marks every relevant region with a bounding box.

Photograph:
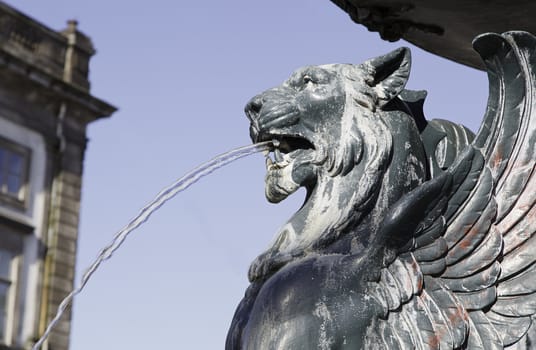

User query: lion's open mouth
[262,135,315,170]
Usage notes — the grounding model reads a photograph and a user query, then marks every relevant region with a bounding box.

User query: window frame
[0,138,31,210]
[0,250,15,346]
[0,225,22,348]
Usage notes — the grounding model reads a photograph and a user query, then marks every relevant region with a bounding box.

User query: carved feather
[493,32,536,221]
[497,261,536,296]
[493,293,536,317]
[496,164,535,220]
[368,281,389,319]
[500,232,536,280]
[441,227,502,278]
[403,297,439,350]
[446,197,497,265]
[466,311,503,349]
[443,169,494,250]
[496,172,536,237]
[472,34,520,155]
[486,311,531,346]
[402,253,424,294]
[425,277,468,348]
[419,290,455,349]
[444,148,483,220]
[441,262,500,293]
[388,258,414,303]
[388,312,418,349]
[413,238,448,262]
[413,217,446,249]
[429,119,474,171]
[377,320,402,350]
[419,259,446,276]
[501,197,536,255]
[380,268,402,310]
[453,287,497,311]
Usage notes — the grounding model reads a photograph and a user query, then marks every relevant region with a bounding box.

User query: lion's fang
[274,148,284,162]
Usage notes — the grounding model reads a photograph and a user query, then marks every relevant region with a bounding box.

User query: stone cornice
[0,48,116,124]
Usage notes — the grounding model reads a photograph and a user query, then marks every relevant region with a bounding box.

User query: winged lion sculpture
[227,31,536,349]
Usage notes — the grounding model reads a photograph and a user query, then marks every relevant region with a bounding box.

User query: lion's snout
[245,88,301,143]
[245,95,262,121]
[245,94,265,142]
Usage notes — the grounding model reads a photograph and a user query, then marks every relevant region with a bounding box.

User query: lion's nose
[245,95,263,122]
[246,95,264,142]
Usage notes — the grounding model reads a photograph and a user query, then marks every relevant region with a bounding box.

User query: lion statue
[227,32,536,349]
[242,48,471,283]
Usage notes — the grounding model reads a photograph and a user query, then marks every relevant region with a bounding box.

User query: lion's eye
[303,75,314,84]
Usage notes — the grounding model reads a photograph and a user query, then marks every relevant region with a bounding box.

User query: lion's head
[246,48,431,281]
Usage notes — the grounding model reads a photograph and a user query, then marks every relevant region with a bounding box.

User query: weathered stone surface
[51,262,75,281]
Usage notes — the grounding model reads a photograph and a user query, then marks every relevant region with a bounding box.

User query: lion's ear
[362,47,411,106]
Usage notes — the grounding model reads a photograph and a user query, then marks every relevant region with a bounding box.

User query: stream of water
[32,141,272,350]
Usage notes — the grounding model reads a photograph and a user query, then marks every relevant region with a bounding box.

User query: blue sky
[11,1,487,349]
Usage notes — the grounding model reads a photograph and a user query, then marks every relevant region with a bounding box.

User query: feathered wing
[368,31,536,349]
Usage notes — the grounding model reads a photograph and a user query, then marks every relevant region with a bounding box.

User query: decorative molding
[334,0,443,41]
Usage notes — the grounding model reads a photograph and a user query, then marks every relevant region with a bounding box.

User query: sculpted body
[229,49,446,348]
[228,32,536,349]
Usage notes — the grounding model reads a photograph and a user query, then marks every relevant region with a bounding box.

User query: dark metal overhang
[331,0,536,70]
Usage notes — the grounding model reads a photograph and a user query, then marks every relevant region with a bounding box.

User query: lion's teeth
[272,139,280,148]
[265,147,290,170]
[279,159,290,167]
[274,148,284,162]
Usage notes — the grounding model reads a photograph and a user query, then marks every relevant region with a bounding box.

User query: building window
[0,139,30,207]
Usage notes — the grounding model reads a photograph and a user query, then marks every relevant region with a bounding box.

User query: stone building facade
[0,3,115,350]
